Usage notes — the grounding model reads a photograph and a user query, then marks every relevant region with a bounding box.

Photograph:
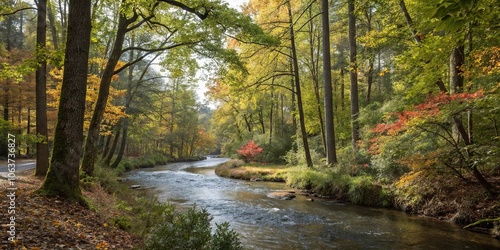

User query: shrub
[286,166,350,198]
[254,136,293,164]
[348,175,391,207]
[236,140,263,163]
[145,206,242,250]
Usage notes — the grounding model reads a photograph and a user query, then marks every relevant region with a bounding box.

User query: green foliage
[145,206,242,250]
[335,147,373,176]
[112,215,132,230]
[253,134,293,164]
[0,118,11,157]
[91,164,121,192]
[115,153,170,174]
[348,175,388,207]
[283,140,325,167]
[286,166,350,198]
[211,222,242,250]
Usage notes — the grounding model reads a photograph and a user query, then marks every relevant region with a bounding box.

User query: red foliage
[415,90,484,111]
[237,140,264,163]
[372,90,484,136]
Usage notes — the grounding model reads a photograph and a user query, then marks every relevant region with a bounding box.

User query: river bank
[214,159,500,239]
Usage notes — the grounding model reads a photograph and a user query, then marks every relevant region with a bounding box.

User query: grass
[215,159,288,182]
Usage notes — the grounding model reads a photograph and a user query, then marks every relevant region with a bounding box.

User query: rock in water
[267,191,296,200]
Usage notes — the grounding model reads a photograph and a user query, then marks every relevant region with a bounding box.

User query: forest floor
[0,169,141,249]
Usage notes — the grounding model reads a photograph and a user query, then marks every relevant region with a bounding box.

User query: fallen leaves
[0,171,140,249]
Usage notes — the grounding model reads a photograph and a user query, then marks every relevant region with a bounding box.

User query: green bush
[145,206,242,250]
[112,215,132,230]
[0,118,11,157]
[286,166,350,198]
[347,175,390,207]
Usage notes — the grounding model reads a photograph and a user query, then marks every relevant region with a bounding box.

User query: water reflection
[125,158,500,250]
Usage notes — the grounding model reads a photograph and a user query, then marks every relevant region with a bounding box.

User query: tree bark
[35,0,50,176]
[348,0,360,150]
[39,0,91,204]
[322,0,337,164]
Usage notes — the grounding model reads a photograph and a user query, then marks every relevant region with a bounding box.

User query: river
[125,158,500,249]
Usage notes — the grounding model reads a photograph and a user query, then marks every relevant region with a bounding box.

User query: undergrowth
[89,163,242,249]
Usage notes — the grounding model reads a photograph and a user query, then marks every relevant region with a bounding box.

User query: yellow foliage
[395,170,423,188]
[47,59,126,134]
[397,152,439,171]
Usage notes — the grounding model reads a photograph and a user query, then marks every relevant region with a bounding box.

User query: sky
[224,0,249,11]
[194,0,249,105]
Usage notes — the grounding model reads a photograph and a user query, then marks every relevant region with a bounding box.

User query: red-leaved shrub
[236,140,263,163]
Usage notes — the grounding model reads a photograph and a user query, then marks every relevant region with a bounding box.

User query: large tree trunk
[322,0,337,164]
[39,0,91,204]
[287,0,313,167]
[35,0,50,177]
[348,0,360,150]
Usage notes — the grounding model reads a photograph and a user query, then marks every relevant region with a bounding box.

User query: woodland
[0,0,500,247]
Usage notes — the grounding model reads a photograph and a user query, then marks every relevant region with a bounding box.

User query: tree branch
[157,0,209,20]
[0,7,37,16]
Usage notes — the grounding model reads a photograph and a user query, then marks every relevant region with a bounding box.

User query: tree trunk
[111,40,135,169]
[287,0,313,167]
[35,0,50,177]
[104,127,121,166]
[348,0,360,150]
[365,10,374,104]
[450,46,465,94]
[308,6,326,156]
[322,0,337,164]
[111,120,128,168]
[47,0,59,50]
[81,10,129,176]
[399,0,421,43]
[39,0,91,204]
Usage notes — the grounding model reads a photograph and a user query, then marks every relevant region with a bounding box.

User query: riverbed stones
[267,191,296,200]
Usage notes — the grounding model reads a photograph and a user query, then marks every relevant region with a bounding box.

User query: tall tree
[38,0,91,203]
[287,0,313,167]
[35,0,49,176]
[322,0,337,164]
[348,0,359,150]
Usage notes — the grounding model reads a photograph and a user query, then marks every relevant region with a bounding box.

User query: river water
[125,158,500,249]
